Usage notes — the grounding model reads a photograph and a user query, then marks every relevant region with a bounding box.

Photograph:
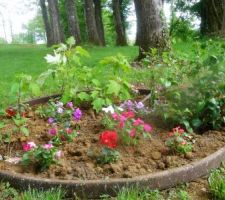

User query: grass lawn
[0,44,138,103]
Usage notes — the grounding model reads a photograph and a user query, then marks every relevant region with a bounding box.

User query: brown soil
[0,105,225,181]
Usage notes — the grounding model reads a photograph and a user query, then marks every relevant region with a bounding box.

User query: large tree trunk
[93,0,105,46]
[40,0,53,46]
[47,0,65,44]
[134,0,167,59]
[65,0,81,44]
[200,0,225,36]
[112,0,127,46]
[84,0,101,45]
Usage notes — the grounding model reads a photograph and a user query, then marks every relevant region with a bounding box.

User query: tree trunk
[93,0,105,46]
[84,0,101,45]
[47,0,65,44]
[200,0,225,36]
[112,0,127,46]
[65,0,81,44]
[40,0,53,46]
[134,0,167,59]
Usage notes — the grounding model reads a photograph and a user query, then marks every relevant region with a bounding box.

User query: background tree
[84,0,101,45]
[40,0,53,46]
[200,0,225,36]
[112,0,127,46]
[65,0,81,44]
[134,0,167,59]
[94,0,105,45]
[47,0,64,44]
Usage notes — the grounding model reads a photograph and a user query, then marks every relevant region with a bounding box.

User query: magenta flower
[133,118,144,126]
[48,118,55,124]
[49,127,57,135]
[112,113,119,120]
[66,102,73,109]
[73,108,82,121]
[22,142,36,152]
[143,124,152,133]
[129,129,136,138]
[43,143,53,149]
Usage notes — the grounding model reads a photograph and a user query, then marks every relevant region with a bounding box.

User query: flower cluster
[165,127,193,154]
[21,141,62,171]
[49,127,78,145]
[119,100,147,115]
[47,101,82,145]
[99,130,118,149]
[102,104,152,146]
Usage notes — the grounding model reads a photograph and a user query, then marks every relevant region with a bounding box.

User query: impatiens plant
[96,130,120,164]
[102,104,152,145]
[49,127,78,145]
[165,127,193,154]
[21,142,61,171]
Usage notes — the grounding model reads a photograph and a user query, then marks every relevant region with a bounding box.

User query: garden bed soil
[0,104,225,181]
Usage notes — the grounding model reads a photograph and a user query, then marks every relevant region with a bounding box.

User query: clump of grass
[115,187,163,200]
[17,187,65,200]
[0,182,18,199]
[208,166,225,200]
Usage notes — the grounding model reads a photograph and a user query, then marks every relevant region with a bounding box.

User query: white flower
[27,142,36,148]
[117,107,124,112]
[102,105,115,114]
[45,53,61,65]
[56,101,64,107]
[55,150,62,159]
[5,157,21,164]
[57,107,64,114]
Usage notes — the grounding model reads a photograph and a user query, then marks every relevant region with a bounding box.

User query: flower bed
[0,95,225,197]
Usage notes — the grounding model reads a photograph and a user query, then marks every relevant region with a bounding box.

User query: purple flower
[126,100,134,109]
[49,128,57,135]
[48,117,55,124]
[135,101,144,109]
[43,143,53,149]
[73,108,82,121]
[66,102,73,109]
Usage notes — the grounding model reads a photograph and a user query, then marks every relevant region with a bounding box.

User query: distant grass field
[0,44,138,102]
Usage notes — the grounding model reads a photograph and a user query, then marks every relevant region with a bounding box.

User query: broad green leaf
[92,98,105,112]
[106,80,121,96]
[77,92,90,101]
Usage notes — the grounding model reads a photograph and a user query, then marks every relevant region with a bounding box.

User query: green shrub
[208,167,225,200]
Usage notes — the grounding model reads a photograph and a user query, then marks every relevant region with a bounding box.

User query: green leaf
[77,92,90,101]
[106,80,121,96]
[75,46,90,57]
[92,98,105,112]
[21,127,29,136]
[29,83,41,96]
[66,36,75,46]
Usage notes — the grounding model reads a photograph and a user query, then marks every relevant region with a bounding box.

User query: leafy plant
[12,115,29,136]
[0,182,18,199]
[208,166,225,200]
[21,143,61,171]
[165,127,193,154]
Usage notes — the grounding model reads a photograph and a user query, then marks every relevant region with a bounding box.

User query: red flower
[99,130,118,149]
[121,111,135,119]
[172,126,185,134]
[6,107,17,117]
[168,132,174,137]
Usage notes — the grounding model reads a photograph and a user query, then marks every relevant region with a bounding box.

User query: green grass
[0,44,138,103]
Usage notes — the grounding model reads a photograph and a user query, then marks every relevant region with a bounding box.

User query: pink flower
[143,124,152,133]
[43,143,53,149]
[181,141,187,145]
[49,128,57,135]
[111,113,119,120]
[66,102,73,108]
[47,118,55,124]
[129,129,136,138]
[121,111,135,119]
[119,121,125,129]
[55,150,62,158]
[133,118,144,126]
[173,126,185,134]
[22,142,36,152]
[65,128,73,134]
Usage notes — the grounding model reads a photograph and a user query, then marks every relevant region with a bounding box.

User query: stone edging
[2,94,224,198]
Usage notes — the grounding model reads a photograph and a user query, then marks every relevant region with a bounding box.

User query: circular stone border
[2,94,225,198]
